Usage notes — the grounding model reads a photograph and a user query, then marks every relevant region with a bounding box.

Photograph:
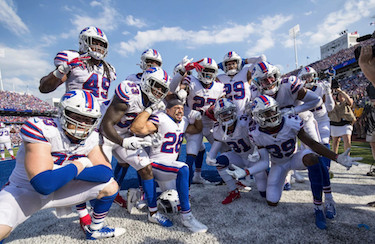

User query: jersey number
[226,139,251,153]
[161,133,184,153]
[192,96,216,114]
[83,74,110,99]
[224,81,245,100]
[265,139,296,159]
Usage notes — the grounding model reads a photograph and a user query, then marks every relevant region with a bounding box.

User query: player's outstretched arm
[39,71,65,93]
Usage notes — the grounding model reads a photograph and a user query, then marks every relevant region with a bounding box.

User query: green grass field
[5,140,374,164]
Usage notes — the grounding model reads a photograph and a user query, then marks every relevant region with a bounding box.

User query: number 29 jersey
[249,115,304,164]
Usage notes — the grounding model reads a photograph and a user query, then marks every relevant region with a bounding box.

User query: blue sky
[1,0,375,102]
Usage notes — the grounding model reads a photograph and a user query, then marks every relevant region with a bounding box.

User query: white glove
[53,56,90,79]
[336,148,362,170]
[145,101,166,114]
[144,132,163,148]
[206,156,219,167]
[76,157,93,168]
[322,80,332,93]
[177,89,187,102]
[188,110,202,124]
[226,164,248,180]
[280,107,295,116]
[248,147,260,162]
[122,136,152,150]
[173,56,193,75]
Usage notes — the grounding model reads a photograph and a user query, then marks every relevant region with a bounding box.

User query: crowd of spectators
[0,91,57,113]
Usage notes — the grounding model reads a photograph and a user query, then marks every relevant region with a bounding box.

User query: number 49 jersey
[148,112,189,163]
[213,115,255,158]
[54,50,116,105]
[249,115,304,164]
[9,117,99,189]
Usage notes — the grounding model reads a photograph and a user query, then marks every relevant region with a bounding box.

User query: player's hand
[226,164,248,180]
[185,59,204,72]
[188,110,202,124]
[60,56,91,74]
[322,80,331,93]
[145,101,166,114]
[280,107,295,116]
[76,157,93,168]
[174,56,194,75]
[122,137,152,150]
[177,89,187,103]
[247,147,260,162]
[144,132,163,148]
[336,148,362,170]
[206,156,219,167]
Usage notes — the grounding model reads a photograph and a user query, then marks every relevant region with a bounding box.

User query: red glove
[67,56,91,70]
[185,59,204,72]
[204,105,217,121]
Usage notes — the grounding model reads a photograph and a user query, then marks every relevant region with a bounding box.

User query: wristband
[53,68,65,79]
[145,107,153,114]
[245,169,250,176]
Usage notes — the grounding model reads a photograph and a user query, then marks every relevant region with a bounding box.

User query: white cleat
[84,225,126,240]
[181,214,208,233]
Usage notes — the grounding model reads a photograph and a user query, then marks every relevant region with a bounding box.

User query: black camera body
[354,32,375,60]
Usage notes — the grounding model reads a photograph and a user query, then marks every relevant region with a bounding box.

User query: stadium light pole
[289,24,300,69]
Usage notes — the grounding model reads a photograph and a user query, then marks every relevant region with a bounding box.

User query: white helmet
[298,66,318,88]
[79,26,108,60]
[157,189,180,213]
[0,122,5,128]
[140,67,170,104]
[59,90,101,140]
[197,57,218,85]
[223,51,242,76]
[251,62,281,96]
[251,95,282,128]
[214,98,237,127]
[140,49,162,71]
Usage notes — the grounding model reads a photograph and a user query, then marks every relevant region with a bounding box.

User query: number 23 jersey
[249,115,304,164]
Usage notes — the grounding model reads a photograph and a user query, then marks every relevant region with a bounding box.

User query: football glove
[122,137,152,150]
[226,164,249,180]
[336,148,362,170]
[188,110,202,124]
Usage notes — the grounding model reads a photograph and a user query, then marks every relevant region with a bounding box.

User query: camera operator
[359,45,375,85]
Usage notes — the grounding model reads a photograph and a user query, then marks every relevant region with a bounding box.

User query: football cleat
[324,200,337,219]
[11,155,16,160]
[113,193,127,208]
[192,174,210,184]
[84,225,126,240]
[148,212,173,227]
[222,189,240,205]
[79,213,92,232]
[283,182,291,191]
[314,209,327,230]
[1,158,5,161]
[181,214,208,233]
[236,181,252,192]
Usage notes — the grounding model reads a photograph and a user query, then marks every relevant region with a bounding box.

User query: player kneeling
[0,90,125,241]
[129,94,208,233]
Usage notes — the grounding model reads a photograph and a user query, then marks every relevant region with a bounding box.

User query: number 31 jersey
[249,115,304,164]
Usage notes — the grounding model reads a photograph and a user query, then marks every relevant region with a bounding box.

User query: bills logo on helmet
[61,90,77,101]
[145,67,158,74]
[80,27,90,35]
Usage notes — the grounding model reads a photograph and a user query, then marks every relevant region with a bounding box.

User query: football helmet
[79,26,108,60]
[0,122,5,128]
[59,90,101,140]
[140,49,162,71]
[251,62,281,96]
[214,98,237,127]
[157,189,180,213]
[251,95,282,128]
[197,58,218,85]
[140,67,170,104]
[298,66,318,88]
[223,51,242,76]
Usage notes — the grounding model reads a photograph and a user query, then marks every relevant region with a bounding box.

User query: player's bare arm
[39,71,66,93]
[130,111,158,136]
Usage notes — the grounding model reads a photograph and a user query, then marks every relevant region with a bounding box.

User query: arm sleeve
[294,90,323,114]
[75,165,113,183]
[208,140,223,159]
[30,164,78,195]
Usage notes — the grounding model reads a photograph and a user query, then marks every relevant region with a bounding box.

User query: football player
[100,67,173,227]
[206,98,267,204]
[227,95,361,229]
[298,66,337,219]
[0,90,125,241]
[129,93,208,233]
[0,123,16,160]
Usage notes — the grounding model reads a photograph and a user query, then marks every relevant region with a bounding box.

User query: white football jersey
[149,112,189,163]
[113,80,149,135]
[249,115,303,164]
[8,117,99,189]
[251,76,303,109]
[213,115,255,158]
[308,82,329,123]
[217,67,251,115]
[0,127,11,143]
[182,75,225,127]
[125,73,142,84]
[54,50,116,105]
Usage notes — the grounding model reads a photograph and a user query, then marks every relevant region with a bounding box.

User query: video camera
[354,31,375,60]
